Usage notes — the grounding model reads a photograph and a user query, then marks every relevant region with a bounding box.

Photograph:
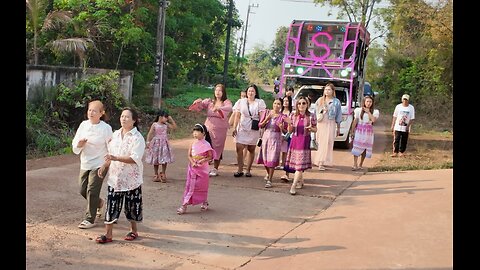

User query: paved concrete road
[26,121,452,269]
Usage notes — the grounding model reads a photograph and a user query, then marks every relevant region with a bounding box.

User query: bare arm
[166,116,177,130]
[146,124,155,143]
[232,111,241,137]
[391,116,397,132]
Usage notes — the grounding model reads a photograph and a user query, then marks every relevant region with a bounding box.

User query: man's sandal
[124,232,138,241]
[95,235,112,244]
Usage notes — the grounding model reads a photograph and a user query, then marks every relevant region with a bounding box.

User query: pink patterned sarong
[181,139,216,206]
[351,123,374,158]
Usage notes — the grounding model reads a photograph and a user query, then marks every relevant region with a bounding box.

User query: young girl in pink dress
[145,110,177,182]
[177,123,216,215]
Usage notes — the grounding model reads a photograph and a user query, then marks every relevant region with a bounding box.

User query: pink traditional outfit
[144,122,174,165]
[284,113,317,171]
[181,139,216,206]
[351,108,380,158]
[256,111,286,168]
[193,98,232,160]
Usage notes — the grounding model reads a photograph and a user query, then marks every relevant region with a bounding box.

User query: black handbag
[251,119,260,130]
[247,101,260,130]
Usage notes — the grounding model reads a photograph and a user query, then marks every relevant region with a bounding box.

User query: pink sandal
[177,205,187,215]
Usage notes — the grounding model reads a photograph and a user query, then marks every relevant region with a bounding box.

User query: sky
[234,0,342,54]
[233,0,385,54]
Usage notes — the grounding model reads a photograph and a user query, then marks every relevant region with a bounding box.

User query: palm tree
[26,0,47,65]
[42,10,94,68]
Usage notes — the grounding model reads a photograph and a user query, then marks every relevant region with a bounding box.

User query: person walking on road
[284,96,316,195]
[144,110,176,182]
[189,84,232,177]
[95,107,146,244]
[177,123,215,215]
[391,94,415,157]
[312,82,342,171]
[256,98,287,188]
[231,84,267,177]
[72,100,113,229]
[350,95,379,170]
[278,95,293,181]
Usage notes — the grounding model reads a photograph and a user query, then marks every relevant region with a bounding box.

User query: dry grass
[370,118,453,172]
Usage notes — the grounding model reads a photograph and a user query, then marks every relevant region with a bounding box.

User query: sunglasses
[298,102,307,105]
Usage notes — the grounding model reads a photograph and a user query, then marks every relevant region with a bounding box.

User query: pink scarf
[193,139,217,160]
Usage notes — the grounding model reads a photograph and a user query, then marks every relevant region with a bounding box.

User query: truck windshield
[296,88,347,106]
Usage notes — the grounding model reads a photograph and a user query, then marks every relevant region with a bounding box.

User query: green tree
[270,26,288,66]
[26,0,48,65]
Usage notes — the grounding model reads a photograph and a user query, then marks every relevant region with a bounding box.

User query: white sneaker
[78,220,95,229]
[209,168,218,177]
[265,181,272,188]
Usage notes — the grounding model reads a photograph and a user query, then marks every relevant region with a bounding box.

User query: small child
[177,123,216,214]
[145,110,177,182]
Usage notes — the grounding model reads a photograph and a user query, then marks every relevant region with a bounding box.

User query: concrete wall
[26,65,134,101]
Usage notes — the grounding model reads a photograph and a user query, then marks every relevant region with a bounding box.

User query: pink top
[192,138,216,160]
[199,98,233,130]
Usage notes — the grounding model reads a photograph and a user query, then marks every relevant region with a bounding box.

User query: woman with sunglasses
[284,96,317,195]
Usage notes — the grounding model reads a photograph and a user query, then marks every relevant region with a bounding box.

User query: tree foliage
[26,0,243,104]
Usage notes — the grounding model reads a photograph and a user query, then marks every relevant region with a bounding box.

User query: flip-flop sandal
[152,175,161,182]
[96,235,112,244]
[124,232,138,241]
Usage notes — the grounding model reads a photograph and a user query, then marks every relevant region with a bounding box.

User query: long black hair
[193,123,212,146]
[247,84,260,99]
[282,95,293,113]
[154,109,169,122]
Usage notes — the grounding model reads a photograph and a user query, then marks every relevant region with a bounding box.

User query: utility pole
[241,3,259,58]
[153,0,168,108]
[222,0,234,87]
[235,24,245,73]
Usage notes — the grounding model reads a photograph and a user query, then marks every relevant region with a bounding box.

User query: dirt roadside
[26,119,452,269]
